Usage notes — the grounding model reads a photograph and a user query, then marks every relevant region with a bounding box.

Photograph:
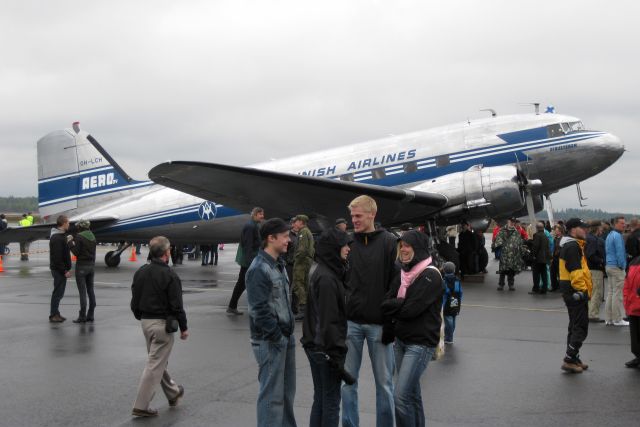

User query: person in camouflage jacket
[493,218,526,291]
[292,214,315,320]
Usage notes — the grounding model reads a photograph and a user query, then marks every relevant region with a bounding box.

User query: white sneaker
[613,320,630,326]
[605,321,614,326]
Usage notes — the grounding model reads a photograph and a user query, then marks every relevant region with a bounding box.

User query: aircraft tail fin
[37,124,151,220]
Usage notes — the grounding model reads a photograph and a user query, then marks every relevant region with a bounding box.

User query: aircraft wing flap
[149,161,447,226]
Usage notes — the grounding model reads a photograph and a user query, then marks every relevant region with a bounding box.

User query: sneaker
[169,385,184,407]
[624,358,640,368]
[613,320,630,326]
[444,340,454,345]
[605,321,614,326]
[49,314,64,323]
[86,318,94,322]
[497,286,504,291]
[561,361,583,374]
[132,407,158,417]
[508,286,515,291]
[226,307,243,315]
[72,318,87,324]
[576,358,589,370]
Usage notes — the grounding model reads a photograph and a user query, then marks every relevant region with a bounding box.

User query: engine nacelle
[410,165,525,222]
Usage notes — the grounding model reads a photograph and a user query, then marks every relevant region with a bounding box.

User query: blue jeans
[443,315,456,343]
[393,340,435,427]
[306,349,341,427]
[341,321,395,427]
[251,334,297,427]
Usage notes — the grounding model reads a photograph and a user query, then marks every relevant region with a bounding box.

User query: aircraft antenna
[480,108,497,117]
[519,102,540,115]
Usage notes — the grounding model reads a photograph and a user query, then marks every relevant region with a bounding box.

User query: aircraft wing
[148,161,448,227]
[0,217,118,244]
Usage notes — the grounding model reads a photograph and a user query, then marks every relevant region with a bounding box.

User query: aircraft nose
[601,132,625,161]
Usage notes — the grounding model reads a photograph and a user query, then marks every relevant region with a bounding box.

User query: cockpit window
[547,124,564,138]
[568,121,585,132]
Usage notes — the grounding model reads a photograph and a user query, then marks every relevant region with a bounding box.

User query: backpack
[443,278,461,316]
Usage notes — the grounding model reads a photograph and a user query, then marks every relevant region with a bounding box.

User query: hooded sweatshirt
[381,230,444,346]
[346,228,398,325]
[49,227,71,273]
[69,230,97,265]
[301,228,350,362]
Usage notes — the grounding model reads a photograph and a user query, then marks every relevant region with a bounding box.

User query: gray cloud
[1,1,638,213]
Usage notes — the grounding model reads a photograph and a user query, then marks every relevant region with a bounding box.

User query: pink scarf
[397,257,432,299]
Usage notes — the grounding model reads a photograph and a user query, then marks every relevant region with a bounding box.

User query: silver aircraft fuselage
[39,113,624,244]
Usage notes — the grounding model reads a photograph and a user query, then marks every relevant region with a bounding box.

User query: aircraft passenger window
[372,168,386,179]
[435,155,450,168]
[403,161,417,174]
[340,173,354,182]
[547,124,563,138]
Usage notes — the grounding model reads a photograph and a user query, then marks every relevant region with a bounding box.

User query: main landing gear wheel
[105,251,121,268]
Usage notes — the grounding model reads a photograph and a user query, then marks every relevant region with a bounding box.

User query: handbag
[165,315,179,333]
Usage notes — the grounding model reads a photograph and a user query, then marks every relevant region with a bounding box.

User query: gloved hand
[328,358,356,385]
[572,291,587,301]
[380,298,403,316]
[381,322,395,345]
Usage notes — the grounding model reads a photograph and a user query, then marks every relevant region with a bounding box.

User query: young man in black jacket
[49,215,71,323]
[68,220,97,323]
[131,236,188,417]
[227,207,264,315]
[341,195,398,427]
[301,228,353,427]
[586,221,606,322]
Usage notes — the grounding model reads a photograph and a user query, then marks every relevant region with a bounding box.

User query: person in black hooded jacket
[301,228,352,427]
[382,230,443,427]
[68,220,97,323]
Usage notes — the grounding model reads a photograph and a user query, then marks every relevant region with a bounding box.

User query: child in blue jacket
[442,262,463,344]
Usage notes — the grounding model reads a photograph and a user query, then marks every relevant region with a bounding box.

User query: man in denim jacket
[246,218,296,427]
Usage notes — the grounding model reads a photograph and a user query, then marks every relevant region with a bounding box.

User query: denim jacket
[246,249,294,341]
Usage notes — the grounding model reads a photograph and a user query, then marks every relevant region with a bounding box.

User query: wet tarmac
[0,240,638,427]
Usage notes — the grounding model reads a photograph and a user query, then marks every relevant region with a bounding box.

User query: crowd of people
[4,201,637,425]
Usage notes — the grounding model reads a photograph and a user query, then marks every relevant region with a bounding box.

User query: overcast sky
[1,1,638,213]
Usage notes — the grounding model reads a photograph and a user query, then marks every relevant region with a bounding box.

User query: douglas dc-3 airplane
[0,106,624,267]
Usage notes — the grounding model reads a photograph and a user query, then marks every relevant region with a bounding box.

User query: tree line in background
[0,196,38,213]
[535,208,638,221]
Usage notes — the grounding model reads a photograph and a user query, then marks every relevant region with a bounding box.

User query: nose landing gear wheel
[105,251,121,267]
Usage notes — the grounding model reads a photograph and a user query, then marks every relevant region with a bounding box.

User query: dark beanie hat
[260,218,290,240]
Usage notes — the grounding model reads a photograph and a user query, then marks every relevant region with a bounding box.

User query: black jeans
[499,270,515,288]
[563,293,589,360]
[50,270,67,317]
[306,349,341,427]
[532,262,549,293]
[630,315,640,358]
[228,266,248,309]
[75,264,96,319]
[550,257,560,291]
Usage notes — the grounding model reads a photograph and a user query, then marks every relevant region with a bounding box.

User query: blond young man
[341,195,398,427]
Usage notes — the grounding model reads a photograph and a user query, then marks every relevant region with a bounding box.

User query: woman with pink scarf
[381,230,443,427]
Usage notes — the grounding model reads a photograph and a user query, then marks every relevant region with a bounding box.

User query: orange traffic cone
[0,255,4,273]
[129,246,137,262]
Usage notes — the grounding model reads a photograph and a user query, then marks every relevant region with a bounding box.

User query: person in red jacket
[623,256,640,368]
